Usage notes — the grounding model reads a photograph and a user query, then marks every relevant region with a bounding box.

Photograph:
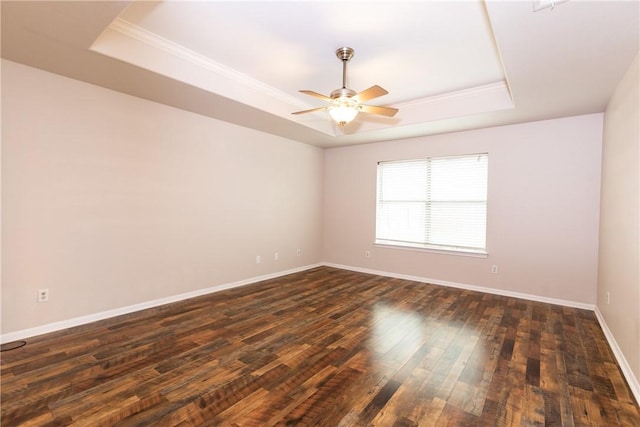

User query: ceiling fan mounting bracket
[335,47,354,62]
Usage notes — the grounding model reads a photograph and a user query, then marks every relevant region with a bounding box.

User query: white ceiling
[2,1,638,148]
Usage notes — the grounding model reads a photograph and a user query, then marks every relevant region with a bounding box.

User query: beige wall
[1,60,324,335]
[324,114,603,304]
[0,58,611,339]
[598,53,640,380]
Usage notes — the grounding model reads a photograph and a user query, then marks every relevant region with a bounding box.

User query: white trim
[104,19,511,116]
[106,18,306,109]
[0,264,322,344]
[324,262,640,404]
[90,18,336,137]
[375,242,488,258]
[91,19,513,137]
[394,82,510,110]
[4,262,637,405]
[322,262,595,310]
[594,307,640,406]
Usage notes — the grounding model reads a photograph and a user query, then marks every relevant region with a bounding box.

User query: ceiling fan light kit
[293,47,398,126]
[329,103,359,126]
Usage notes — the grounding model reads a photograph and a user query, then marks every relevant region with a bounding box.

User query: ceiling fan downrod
[331,47,356,99]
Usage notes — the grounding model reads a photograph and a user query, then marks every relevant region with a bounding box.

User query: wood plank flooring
[2,266,639,426]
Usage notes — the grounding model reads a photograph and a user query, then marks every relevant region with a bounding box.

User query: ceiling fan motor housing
[330,87,357,99]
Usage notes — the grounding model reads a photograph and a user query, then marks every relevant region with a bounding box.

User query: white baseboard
[322,262,595,310]
[0,263,323,344]
[594,307,640,406]
[5,262,637,407]
[324,262,640,405]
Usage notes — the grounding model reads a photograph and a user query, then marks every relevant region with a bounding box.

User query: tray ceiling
[2,1,638,147]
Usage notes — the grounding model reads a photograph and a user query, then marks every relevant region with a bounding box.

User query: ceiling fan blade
[353,85,388,102]
[299,90,333,102]
[359,104,399,117]
[292,106,328,115]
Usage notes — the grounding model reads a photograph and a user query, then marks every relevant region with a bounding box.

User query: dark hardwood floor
[2,266,639,426]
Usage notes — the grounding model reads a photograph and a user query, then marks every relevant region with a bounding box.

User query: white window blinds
[376,153,488,254]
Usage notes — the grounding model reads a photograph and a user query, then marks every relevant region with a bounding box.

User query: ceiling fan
[292,47,398,125]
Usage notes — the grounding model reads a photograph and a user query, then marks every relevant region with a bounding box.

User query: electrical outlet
[491,265,498,274]
[274,252,279,261]
[37,288,49,303]
[296,249,301,257]
[365,250,371,258]
[256,255,261,264]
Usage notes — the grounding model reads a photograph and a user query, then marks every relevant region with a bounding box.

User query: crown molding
[91,18,513,138]
[395,81,512,110]
[106,18,307,109]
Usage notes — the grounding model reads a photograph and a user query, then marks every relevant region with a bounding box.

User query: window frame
[375,153,489,257]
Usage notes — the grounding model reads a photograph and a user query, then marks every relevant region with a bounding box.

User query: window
[376,153,488,255]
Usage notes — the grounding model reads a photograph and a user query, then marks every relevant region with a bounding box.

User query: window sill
[374,240,488,258]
